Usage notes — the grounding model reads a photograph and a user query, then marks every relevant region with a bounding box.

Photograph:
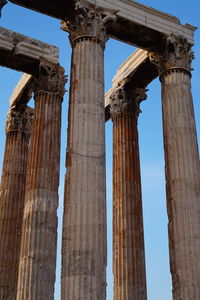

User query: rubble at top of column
[0,26,59,73]
[148,34,194,73]
[61,0,117,46]
[33,59,68,97]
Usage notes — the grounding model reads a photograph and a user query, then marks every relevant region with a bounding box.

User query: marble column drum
[61,4,116,300]
[0,105,33,300]
[16,62,66,300]
[110,87,147,300]
[150,36,200,300]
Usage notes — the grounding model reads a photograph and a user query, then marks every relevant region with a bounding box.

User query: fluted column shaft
[161,69,200,299]
[110,87,147,300]
[150,36,200,299]
[61,4,116,299]
[0,106,33,300]
[62,39,106,300]
[16,62,66,300]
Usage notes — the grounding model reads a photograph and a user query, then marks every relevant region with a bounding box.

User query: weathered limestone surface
[110,86,147,300]
[0,105,33,300]
[0,27,59,73]
[61,4,116,299]
[150,36,200,299]
[16,61,66,300]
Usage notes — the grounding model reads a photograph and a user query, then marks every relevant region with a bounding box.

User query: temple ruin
[0,0,199,299]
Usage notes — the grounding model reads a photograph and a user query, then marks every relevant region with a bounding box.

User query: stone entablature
[93,1,195,41]
[0,26,59,73]
[112,49,148,88]
[9,0,196,48]
[105,48,157,120]
[9,74,33,108]
[10,48,156,122]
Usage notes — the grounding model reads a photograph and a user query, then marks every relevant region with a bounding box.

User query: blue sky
[0,1,200,299]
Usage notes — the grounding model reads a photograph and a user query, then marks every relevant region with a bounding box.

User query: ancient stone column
[0,105,33,300]
[110,86,147,300]
[149,36,200,300]
[16,61,67,300]
[61,3,116,300]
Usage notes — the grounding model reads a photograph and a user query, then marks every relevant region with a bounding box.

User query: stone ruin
[0,1,199,299]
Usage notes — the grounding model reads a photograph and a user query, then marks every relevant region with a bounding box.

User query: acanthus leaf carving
[61,0,117,47]
[6,105,34,136]
[109,86,148,120]
[33,59,68,98]
[148,34,194,73]
[110,87,129,118]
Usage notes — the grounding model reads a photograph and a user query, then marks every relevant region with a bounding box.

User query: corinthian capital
[148,34,194,73]
[61,0,117,47]
[33,59,68,98]
[109,86,147,120]
[6,105,34,136]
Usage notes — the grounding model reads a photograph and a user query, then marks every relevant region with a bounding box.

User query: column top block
[8,0,196,48]
[0,26,59,74]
